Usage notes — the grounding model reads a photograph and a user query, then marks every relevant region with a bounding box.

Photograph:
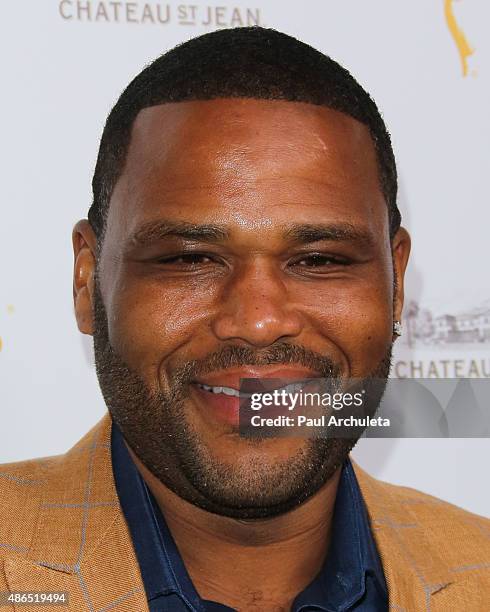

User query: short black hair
[88,26,400,244]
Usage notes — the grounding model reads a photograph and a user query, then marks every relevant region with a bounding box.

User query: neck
[127,444,342,610]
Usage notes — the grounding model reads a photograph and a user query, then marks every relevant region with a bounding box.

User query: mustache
[169,343,342,388]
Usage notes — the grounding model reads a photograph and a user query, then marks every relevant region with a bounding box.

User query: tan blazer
[0,412,488,611]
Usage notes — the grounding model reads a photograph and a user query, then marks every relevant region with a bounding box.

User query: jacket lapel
[353,461,457,611]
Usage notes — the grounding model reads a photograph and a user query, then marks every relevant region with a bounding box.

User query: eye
[155,253,216,267]
[290,253,349,269]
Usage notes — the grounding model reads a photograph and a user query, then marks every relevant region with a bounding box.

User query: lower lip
[191,384,241,427]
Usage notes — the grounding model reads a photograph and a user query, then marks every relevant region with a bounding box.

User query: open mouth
[190,367,327,428]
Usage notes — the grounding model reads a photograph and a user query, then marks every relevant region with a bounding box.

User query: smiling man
[1,27,489,612]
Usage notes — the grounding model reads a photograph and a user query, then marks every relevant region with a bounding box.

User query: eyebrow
[128,220,229,247]
[284,223,376,249]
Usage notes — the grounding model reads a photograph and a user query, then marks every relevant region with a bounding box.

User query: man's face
[75,99,410,518]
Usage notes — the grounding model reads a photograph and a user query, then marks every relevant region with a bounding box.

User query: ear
[391,226,411,325]
[72,220,98,335]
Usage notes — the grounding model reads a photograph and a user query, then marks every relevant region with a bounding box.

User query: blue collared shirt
[111,422,388,611]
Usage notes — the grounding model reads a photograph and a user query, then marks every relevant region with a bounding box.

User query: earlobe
[72,219,98,336]
[391,226,411,325]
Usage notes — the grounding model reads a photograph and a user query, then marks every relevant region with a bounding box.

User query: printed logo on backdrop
[394,299,490,379]
[59,1,262,27]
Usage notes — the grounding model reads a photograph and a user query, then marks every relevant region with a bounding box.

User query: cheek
[300,275,393,376]
[107,275,220,374]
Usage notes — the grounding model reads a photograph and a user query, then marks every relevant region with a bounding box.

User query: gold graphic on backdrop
[444,0,474,76]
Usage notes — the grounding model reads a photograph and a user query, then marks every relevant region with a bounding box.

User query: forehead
[126,98,378,179]
[106,98,387,243]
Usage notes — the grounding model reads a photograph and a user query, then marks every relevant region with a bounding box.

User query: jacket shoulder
[359,465,488,523]
[0,415,111,566]
[354,460,489,526]
[353,461,490,588]
[0,454,61,563]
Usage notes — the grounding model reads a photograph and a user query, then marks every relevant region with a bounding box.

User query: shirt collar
[111,421,204,609]
[111,421,386,611]
[293,458,386,611]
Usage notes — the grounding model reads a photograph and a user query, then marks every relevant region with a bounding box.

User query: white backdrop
[1,1,489,516]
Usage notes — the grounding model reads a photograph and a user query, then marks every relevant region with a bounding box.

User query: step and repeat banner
[1,1,489,515]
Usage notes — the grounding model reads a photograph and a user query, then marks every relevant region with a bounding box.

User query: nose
[210,260,304,347]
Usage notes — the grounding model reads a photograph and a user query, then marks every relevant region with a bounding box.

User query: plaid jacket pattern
[0,412,489,611]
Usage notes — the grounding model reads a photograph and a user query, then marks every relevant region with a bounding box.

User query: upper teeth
[198,384,240,397]
[197,381,308,397]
